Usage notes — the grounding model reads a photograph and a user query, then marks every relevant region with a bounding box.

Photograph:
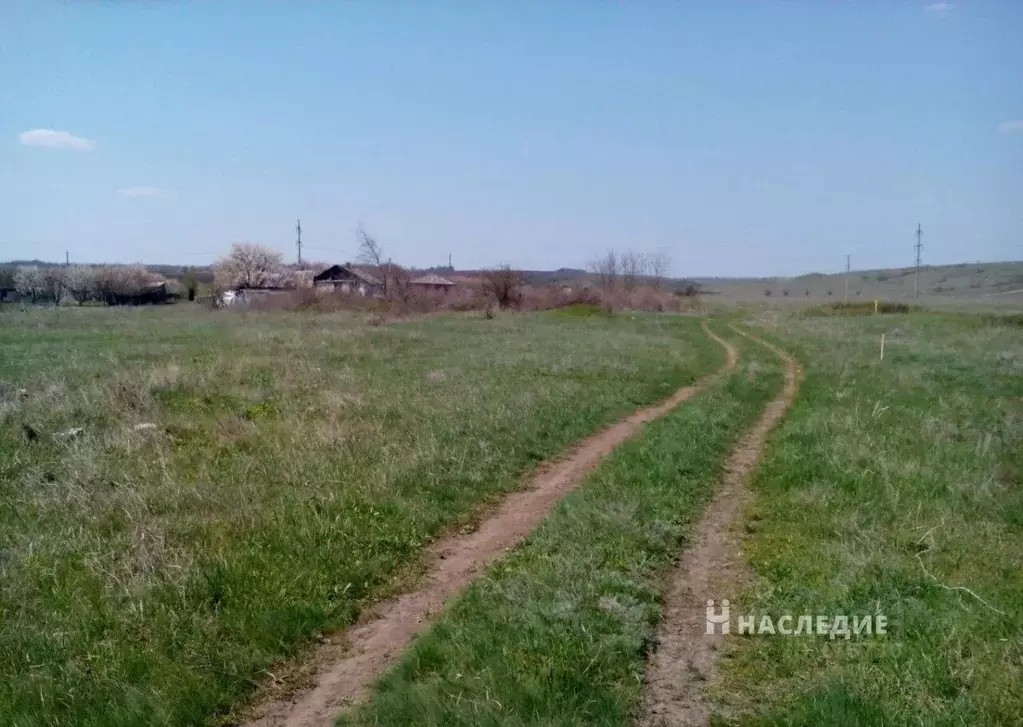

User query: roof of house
[409,274,455,286]
[314,264,382,286]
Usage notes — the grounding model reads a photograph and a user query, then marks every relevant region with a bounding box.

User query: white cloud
[118,186,176,198]
[19,128,96,151]
[925,2,952,16]
[997,120,1023,133]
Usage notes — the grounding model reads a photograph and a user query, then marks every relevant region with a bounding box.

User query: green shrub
[802,301,915,317]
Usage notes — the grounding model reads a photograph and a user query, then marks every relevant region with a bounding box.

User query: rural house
[408,274,456,294]
[313,264,383,296]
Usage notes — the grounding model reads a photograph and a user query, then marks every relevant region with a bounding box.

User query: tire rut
[639,325,802,727]
[242,321,738,727]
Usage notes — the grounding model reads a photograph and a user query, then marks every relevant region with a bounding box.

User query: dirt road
[640,326,802,726]
[243,321,739,727]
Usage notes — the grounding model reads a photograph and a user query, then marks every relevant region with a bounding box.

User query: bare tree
[483,265,523,309]
[648,250,671,289]
[215,243,285,289]
[93,266,125,304]
[388,265,412,301]
[620,251,648,292]
[356,224,388,297]
[590,250,619,293]
[64,265,96,305]
[14,266,44,303]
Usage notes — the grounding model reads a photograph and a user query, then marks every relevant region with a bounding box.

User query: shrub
[483,266,524,309]
[802,301,915,317]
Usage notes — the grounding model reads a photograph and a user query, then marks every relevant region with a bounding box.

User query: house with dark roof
[313,264,383,297]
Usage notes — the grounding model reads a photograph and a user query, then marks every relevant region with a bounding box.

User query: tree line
[2,264,173,305]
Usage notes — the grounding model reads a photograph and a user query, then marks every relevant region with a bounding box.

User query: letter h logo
[706,599,730,635]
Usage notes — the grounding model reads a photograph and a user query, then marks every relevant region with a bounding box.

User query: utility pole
[914,223,923,299]
[65,251,69,267]
[844,254,850,301]
[296,219,303,267]
[448,253,452,270]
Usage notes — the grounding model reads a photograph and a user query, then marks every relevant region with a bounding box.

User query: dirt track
[640,326,802,727]
[243,321,738,727]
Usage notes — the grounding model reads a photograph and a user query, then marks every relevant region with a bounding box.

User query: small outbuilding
[408,274,456,294]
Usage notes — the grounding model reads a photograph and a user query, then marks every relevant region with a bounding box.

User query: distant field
[717,310,1023,725]
[697,259,1023,305]
[0,306,720,726]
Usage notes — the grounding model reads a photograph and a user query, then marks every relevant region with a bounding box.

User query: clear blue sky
[2,1,1020,276]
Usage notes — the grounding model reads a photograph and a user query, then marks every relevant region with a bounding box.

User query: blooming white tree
[215,244,286,289]
[64,265,96,305]
[14,266,44,302]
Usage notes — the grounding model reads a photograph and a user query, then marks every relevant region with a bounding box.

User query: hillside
[694,260,1023,303]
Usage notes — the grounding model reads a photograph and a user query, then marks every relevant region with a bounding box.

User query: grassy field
[337,325,785,725]
[4,303,1017,726]
[715,310,1023,725]
[0,305,721,727]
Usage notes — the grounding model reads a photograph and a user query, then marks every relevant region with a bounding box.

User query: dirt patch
[242,322,738,727]
[639,326,802,727]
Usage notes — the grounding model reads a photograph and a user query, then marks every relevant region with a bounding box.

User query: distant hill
[694,260,1023,303]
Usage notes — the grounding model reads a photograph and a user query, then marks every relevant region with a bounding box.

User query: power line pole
[914,223,923,299]
[65,250,69,267]
[296,219,303,267]
[844,254,850,301]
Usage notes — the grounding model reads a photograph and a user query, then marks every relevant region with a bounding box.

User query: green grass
[0,305,721,727]
[547,303,610,318]
[715,312,1023,725]
[338,324,785,726]
[802,300,916,316]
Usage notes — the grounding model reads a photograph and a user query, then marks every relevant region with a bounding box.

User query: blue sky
[1,1,1020,276]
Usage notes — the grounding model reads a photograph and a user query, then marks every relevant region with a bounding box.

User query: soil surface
[639,326,802,727]
[243,321,738,727]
